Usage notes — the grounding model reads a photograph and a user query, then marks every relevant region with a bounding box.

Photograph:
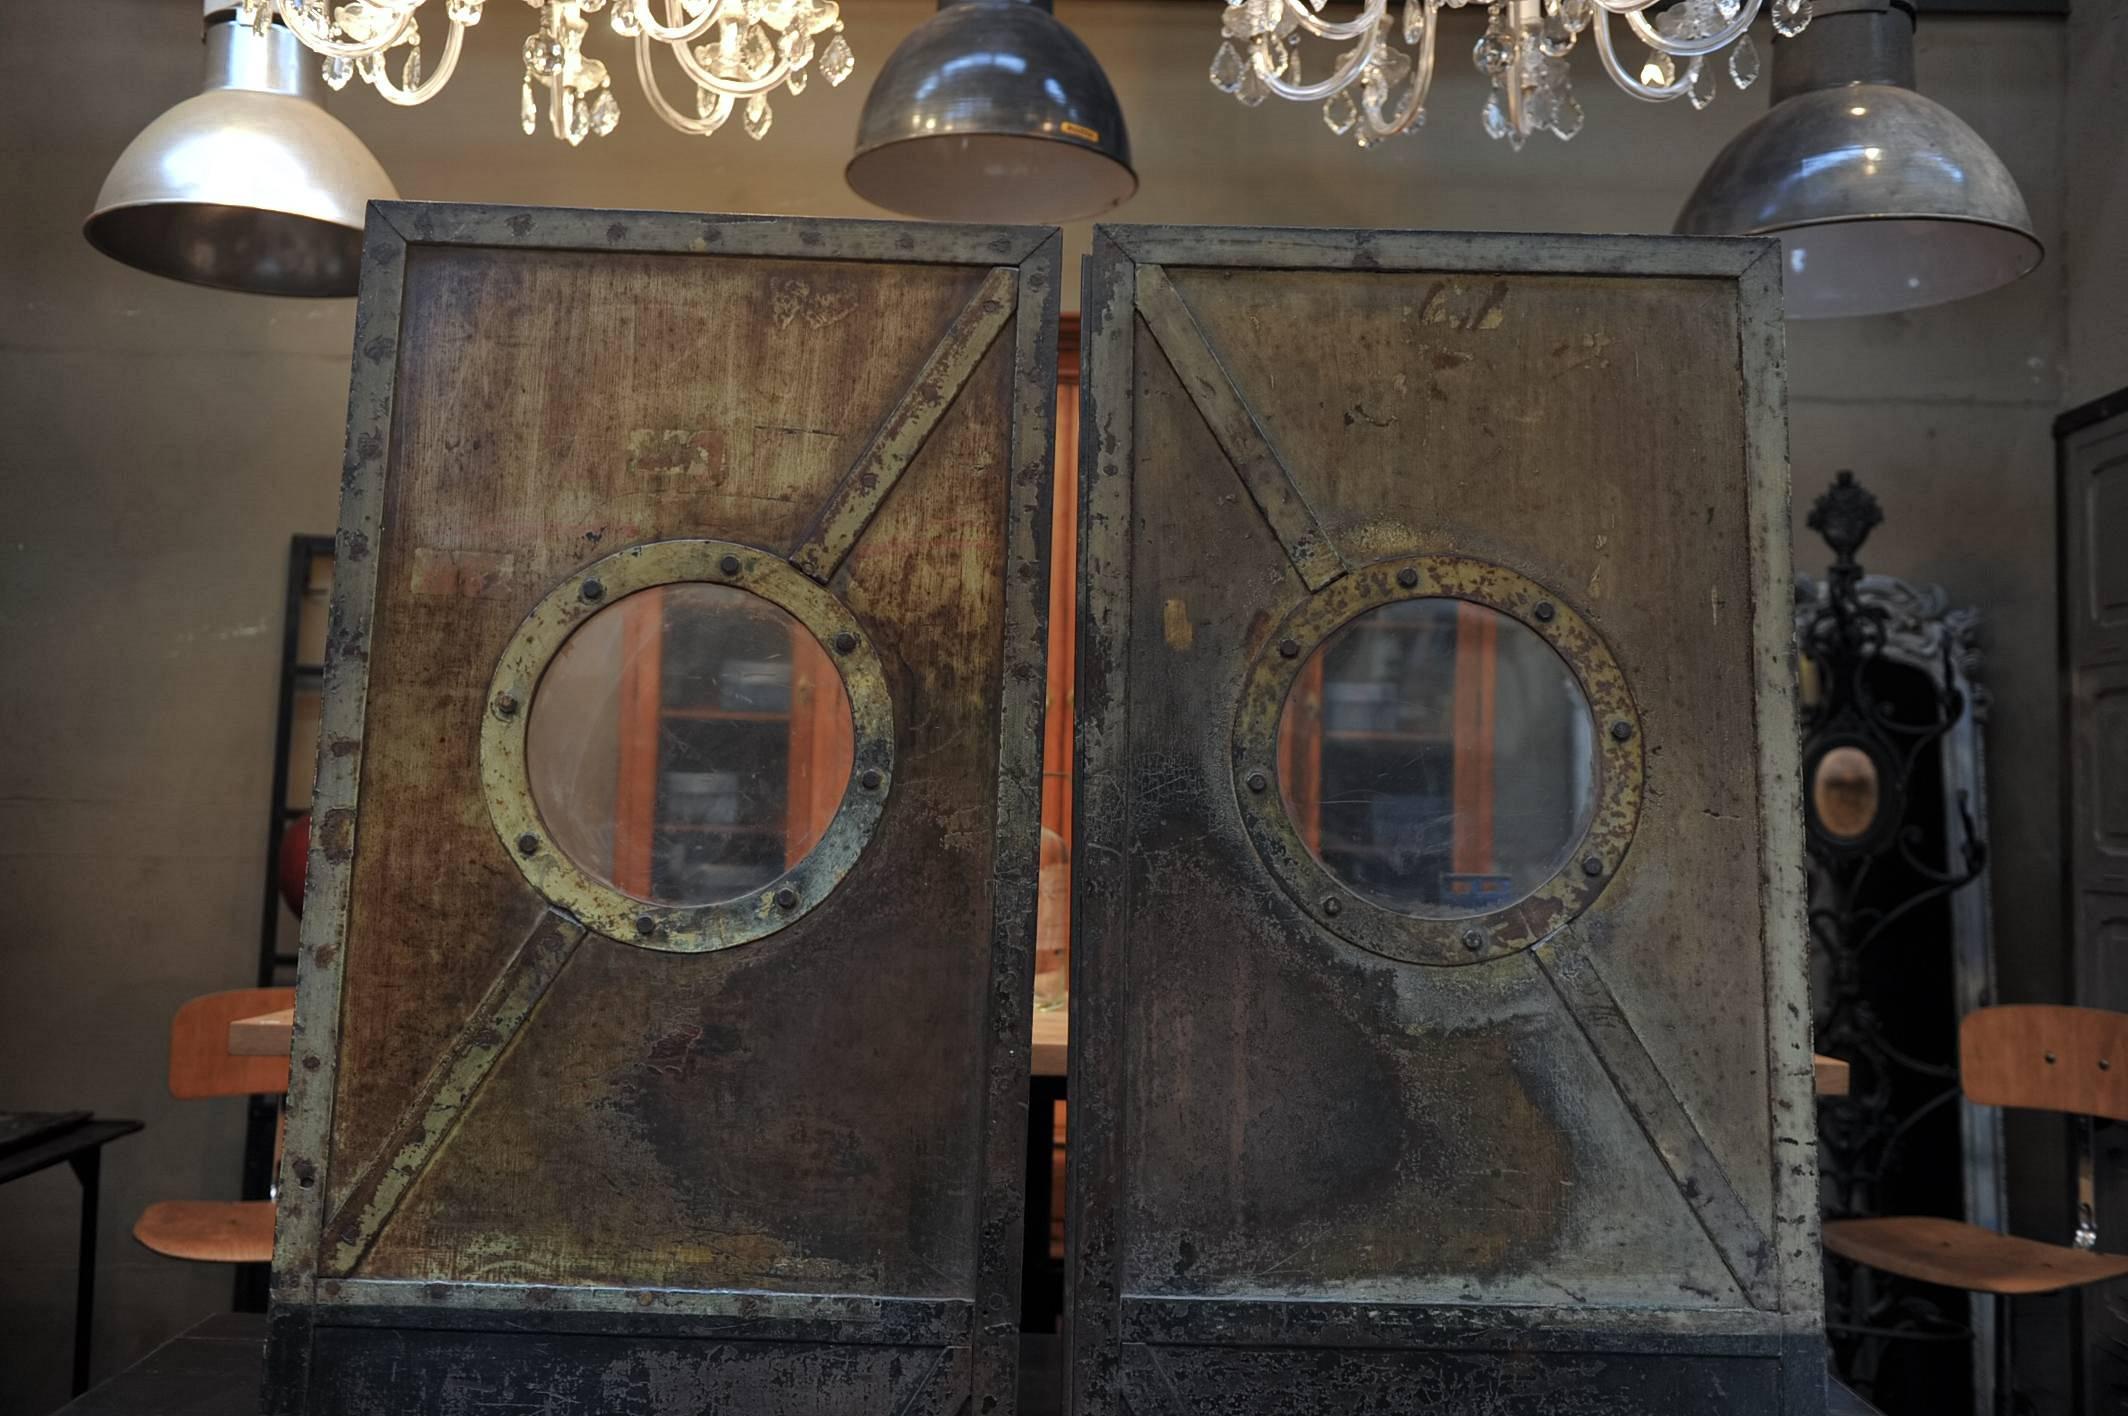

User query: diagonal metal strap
[790,266,1021,583]
[1534,937,1778,1310]
[1134,265,1350,592]
[322,908,588,1275]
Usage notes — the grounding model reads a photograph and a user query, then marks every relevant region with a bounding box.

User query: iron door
[1070,226,1824,1415]
[2059,387,2128,1412]
[267,204,1060,1416]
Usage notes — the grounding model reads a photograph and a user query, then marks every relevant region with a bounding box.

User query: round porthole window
[483,541,893,953]
[1234,556,1642,967]
[1277,598,1598,920]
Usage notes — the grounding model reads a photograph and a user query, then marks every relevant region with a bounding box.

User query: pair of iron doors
[267,205,1824,1416]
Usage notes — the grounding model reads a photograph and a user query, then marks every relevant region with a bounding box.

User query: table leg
[67,1146,102,1396]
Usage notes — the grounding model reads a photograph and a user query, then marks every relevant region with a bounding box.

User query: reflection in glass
[526,584,854,907]
[1276,599,1597,919]
[1811,744,1882,842]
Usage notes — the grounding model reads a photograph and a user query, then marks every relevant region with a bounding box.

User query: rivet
[833,630,859,654]
[580,579,604,603]
[2103,1058,2114,1072]
[860,768,883,791]
[493,692,519,717]
[517,833,540,856]
[1583,856,1604,877]
[299,1172,316,1190]
[1246,771,1268,794]
[635,915,657,936]
[1462,929,1485,952]
[1322,896,1342,917]
[2046,1051,2058,1064]
[1279,638,1301,660]
[718,554,742,576]
[1396,567,1419,589]
[775,887,799,910]
[302,1055,321,1073]
[1610,720,1634,743]
[1534,602,1556,623]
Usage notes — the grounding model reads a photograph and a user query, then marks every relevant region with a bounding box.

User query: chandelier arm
[1281,0,1389,43]
[270,1,416,61]
[363,22,467,107]
[636,30,735,136]
[1626,0,1763,58]
[671,33,795,97]
[1362,1,1439,137]
[1592,11,1694,100]
[1254,31,1381,104]
[1592,0,1667,12]
[623,0,722,48]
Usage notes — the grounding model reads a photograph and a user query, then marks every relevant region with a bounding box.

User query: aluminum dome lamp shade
[848,0,1135,224]
[1675,0,2039,320]
[84,6,398,298]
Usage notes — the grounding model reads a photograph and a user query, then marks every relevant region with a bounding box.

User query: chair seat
[134,1200,275,1264]
[1825,1216,2128,1295]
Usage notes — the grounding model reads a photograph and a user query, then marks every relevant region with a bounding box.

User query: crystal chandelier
[1209,0,1811,149]
[232,0,855,147]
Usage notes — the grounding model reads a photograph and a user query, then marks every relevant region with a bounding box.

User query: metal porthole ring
[480,538,894,954]
[1231,553,1643,968]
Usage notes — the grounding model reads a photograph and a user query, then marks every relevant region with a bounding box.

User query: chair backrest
[1961,1004,2128,1123]
[170,988,294,1099]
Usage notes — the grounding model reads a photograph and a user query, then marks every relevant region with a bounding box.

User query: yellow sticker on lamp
[1060,121,1100,142]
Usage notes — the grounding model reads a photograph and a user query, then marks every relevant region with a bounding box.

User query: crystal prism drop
[786,65,808,96]
[403,45,422,89]
[1403,0,1425,44]
[1551,91,1585,140]
[610,2,640,35]
[324,55,354,91]
[520,76,537,134]
[1688,57,1715,109]
[1323,90,1357,135]
[819,30,854,86]
[568,93,591,145]
[1209,40,1245,93]
[1715,0,1741,17]
[1539,10,1572,57]
[1481,90,1509,140]
[1773,0,1810,38]
[1237,64,1269,107]
[745,93,773,139]
[696,84,718,120]
[445,0,482,23]
[1639,49,1676,86]
[591,87,619,136]
[524,33,563,77]
[1560,0,1593,33]
[1729,33,1759,89]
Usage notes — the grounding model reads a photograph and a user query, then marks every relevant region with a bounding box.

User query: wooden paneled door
[266,205,1061,1416]
[1069,227,1825,1416]
[2060,388,2128,1414]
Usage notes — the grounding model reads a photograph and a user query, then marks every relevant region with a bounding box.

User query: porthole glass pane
[526,584,854,907]
[1276,599,1598,918]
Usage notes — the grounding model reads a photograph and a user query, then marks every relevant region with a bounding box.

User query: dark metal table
[0,1114,142,1395]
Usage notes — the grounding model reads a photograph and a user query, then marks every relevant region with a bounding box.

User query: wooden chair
[132,988,292,1264]
[1826,1004,2128,1294]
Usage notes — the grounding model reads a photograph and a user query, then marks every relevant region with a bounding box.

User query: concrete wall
[2066,3,2127,410]
[0,3,2090,1411]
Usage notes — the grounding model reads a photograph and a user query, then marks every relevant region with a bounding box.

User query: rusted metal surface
[324,909,587,1275]
[1230,553,1641,968]
[1133,265,1348,593]
[1070,226,1822,1414]
[792,265,1021,583]
[480,539,894,953]
[268,203,1058,1416]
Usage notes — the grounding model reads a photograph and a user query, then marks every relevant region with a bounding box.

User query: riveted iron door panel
[1070,227,1824,1415]
[267,204,1060,1416]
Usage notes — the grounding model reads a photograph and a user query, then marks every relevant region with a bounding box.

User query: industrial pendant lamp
[84,3,397,298]
[847,0,1134,224]
[1675,0,2039,319]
